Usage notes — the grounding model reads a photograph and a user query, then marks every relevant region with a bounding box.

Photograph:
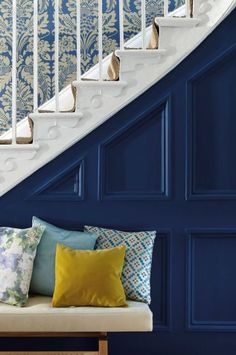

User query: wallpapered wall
[0,0,183,133]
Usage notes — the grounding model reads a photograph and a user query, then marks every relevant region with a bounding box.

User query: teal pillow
[30,217,97,296]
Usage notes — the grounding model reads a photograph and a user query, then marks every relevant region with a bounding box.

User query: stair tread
[30,112,83,119]
[0,143,39,150]
[155,17,200,27]
[73,80,127,87]
[116,49,166,56]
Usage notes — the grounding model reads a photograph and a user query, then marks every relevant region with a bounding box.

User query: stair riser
[159,26,201,52]
[117,52,165,79]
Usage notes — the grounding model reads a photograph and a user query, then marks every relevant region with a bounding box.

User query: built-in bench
[0,296,153,355]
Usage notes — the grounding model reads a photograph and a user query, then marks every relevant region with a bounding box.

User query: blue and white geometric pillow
[0,226,45,307]
[84,226,156,304]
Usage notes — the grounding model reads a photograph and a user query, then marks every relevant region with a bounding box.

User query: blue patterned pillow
[84,226,156,304]
[0,226,45,307]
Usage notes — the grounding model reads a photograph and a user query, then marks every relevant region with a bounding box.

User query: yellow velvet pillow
[52,243,127,307]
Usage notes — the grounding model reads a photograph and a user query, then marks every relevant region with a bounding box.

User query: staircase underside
[0,0,235,197]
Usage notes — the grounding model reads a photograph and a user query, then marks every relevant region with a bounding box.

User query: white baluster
[119,0,124,50]
[33,0,38,111]
[55,0,59,112]
[187,0,193,18]
[12,0,17,144]
[98,0,103,81]
[186,0,190,17]
[76,0,81,81]
[141,0,146,49]
[164,0,168,17]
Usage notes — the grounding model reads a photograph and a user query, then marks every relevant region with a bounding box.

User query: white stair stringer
[0,145,39,186]
[0,0,235,197]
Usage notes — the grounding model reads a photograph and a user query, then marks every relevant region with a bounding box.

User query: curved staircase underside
[0,0,235,197]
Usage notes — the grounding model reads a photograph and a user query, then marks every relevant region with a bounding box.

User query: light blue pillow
[84,226,156,304]
[30,217,97,296]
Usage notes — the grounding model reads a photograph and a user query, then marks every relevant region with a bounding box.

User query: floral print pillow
[0,226,45,307]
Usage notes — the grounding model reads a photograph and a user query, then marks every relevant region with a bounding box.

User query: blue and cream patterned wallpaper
[0,0,184,133]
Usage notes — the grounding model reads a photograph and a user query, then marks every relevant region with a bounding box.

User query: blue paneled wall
[0,8,236,355]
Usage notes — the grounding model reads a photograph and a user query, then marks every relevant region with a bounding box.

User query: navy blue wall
[0,9,236,355]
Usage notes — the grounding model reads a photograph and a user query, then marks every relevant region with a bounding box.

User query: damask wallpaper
[0,0,184,133]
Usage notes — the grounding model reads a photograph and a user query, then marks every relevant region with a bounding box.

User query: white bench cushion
[0,296,153,333]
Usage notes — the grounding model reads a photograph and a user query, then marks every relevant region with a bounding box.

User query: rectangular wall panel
[186,47,236,200]
[151,231,172,331]
[98,97,171,200]
[187,230,236,331]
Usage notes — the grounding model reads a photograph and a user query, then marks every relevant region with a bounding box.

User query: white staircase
[0,0,235,197]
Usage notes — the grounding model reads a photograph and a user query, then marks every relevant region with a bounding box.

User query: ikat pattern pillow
[84,226,156,304]
[0,226,45,307]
